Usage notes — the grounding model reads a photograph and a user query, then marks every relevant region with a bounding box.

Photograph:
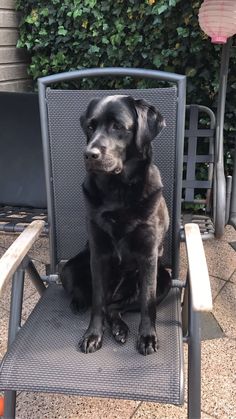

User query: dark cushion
[0,92,47,208]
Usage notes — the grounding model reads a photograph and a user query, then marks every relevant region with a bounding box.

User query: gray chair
[182,104,229,239]
[0,68,212,419]
[0,92,48,234]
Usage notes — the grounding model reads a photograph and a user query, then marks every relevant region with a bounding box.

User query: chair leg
[3,267,25,419]
[3,391,16,419]
[26,258,46,296]
[188,291,201,419]
[7,268,25,346]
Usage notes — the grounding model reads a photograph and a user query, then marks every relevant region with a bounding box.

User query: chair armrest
[0,220,45,297]
[184,223,213,312]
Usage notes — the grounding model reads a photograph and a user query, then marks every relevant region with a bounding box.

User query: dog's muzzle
[84,147,122,174]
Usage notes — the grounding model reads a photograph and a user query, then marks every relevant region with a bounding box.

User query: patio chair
[0,92,48,234]
[0,68,212,419]
[181,104,229,239]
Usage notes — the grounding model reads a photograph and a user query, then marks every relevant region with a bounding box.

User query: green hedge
[16,0,236,173]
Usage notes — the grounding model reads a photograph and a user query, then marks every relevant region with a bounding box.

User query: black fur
[61,95,170,355]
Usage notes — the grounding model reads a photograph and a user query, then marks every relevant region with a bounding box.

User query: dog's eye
[112,122,123,131]
[87,120,97,133]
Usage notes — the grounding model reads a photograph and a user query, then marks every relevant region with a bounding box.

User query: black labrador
[61,95,171,355]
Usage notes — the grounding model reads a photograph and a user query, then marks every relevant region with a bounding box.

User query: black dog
[61,95,170,355]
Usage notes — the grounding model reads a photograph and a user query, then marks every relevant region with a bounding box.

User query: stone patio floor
[0,225,235,418]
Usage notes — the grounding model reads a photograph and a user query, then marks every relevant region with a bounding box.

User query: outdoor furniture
[0,68,212,419]
[229,140,236,230]
[182,103,231,239]
[0,92,48,234]
[0,92,227,240]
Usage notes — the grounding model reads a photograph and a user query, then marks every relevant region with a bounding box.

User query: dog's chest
[101,206,138,239]
[86,181,143,238]
[84,175,162,245]
[98,190,160,241]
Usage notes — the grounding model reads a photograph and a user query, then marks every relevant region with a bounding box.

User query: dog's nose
[84,148,101,160]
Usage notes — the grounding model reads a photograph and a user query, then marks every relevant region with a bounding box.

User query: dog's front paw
[137,332,159,355]
[79,332,103,353]
[112,319,129,344]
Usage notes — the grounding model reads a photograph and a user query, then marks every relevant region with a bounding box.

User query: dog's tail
[156,264,172,306]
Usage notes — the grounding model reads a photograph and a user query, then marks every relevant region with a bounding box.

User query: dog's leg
[107,304,129,344]
[79,253,108,353]
[137,254,159,355]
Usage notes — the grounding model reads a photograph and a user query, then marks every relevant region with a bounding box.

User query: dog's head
[80,95,165,174]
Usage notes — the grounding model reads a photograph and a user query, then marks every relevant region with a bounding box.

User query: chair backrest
[0,92,47,209]
[38,68,186,276]
[183,105,215,212]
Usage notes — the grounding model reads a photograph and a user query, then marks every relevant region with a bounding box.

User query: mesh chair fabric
[0,285,183,405]
[46,87,177,267]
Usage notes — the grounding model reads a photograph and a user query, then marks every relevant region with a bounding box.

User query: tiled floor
[0,225,236,419]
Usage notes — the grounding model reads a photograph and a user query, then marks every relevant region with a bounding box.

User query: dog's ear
[80,98,101,134]
[80,114,86,133]
[134,99,166,150]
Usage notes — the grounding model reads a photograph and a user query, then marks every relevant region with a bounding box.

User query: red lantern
[198,0,236,44]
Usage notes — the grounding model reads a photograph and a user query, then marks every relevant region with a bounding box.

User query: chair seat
[0,285,184,405]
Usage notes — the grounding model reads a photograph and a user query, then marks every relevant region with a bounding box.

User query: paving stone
[132,401,188,418]
[221,225,236,243]
[179,243,231,290]
[201,338,236,419]
[0,232,17,250]
[179,243,187,281]
[16,393,139,419]
[229,241,236,252]
[201,312,225,341]
[209,276,226,301]
[28,237,50,265]
[213,281,236,338]
[0,309,9,359]
[0,260,46,312]
[229,269,236,284]
[132,401,214,419]
[203,240,236,281]
[0,233,49,265]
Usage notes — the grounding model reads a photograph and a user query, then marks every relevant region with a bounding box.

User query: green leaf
[176,27,189,37]
[186,67,197,77]
[152,4,168,15]
[39,28,47,36]
[153,55,162,68]
[58,26,68,36]
[73,9,83,18]
[40,8,49,17]
[84,0,97,6]
[88,45,100,54]
[102,36,109,45]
